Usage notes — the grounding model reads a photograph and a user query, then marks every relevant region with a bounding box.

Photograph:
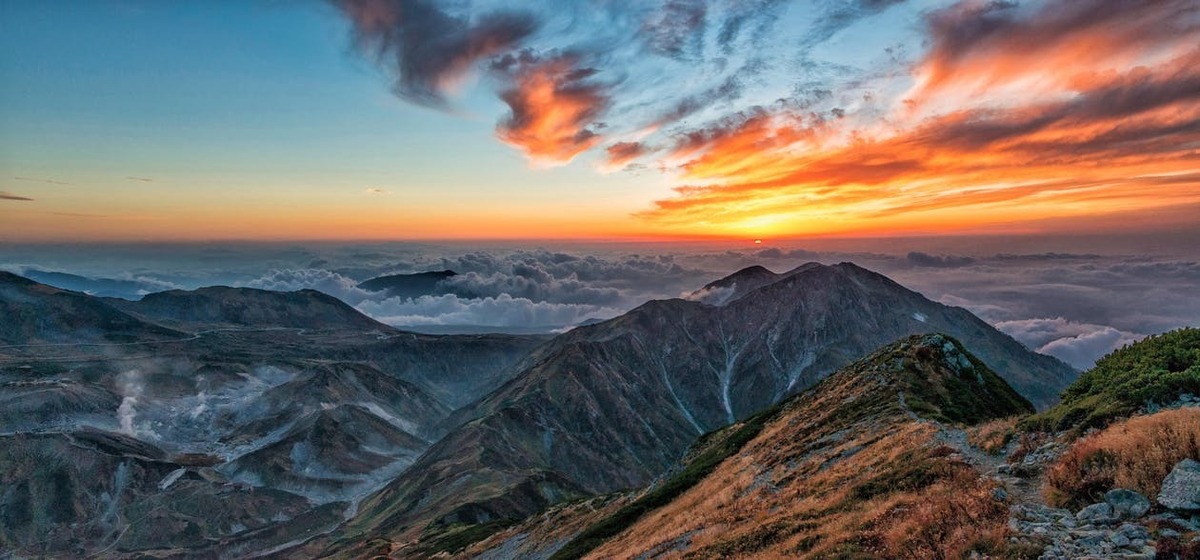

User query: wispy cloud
[126,176,154,182]
[363,187,390,195]
[0,191,34,201]
[332,0,1200,235]
[494,52,610,166]
[14,176,69,185]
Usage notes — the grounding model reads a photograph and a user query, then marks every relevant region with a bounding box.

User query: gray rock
[992,487,1009,502]
[1116,522,1149,540]
[1077,502,1120,525]
[1158,458,1200,511]
[1111,533,1131,547]
[1105,488,1151,519]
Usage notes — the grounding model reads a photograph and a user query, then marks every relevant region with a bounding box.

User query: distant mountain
[480,334,1034,559]
[357,270,467,299]
[108,285,394,332]
[0,273,545,558]
[19,269,160,299]
[335,263,1076,549]
[0,271,182,345]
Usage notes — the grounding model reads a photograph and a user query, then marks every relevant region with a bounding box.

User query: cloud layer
[7,239,1197,369]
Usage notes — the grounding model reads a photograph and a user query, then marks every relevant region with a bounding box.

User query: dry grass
[869,466,1012,560]
[967,417,1020,455]
[574,368,1024,559]
[1044,408,1200,508]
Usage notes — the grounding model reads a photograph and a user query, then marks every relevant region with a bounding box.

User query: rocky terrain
[15,264,1185,559]
[311,263,1075,556]
[449,330,1200,560]
[0,273,544,557]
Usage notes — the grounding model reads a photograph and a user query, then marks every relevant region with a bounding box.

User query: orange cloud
[495,57,609,166]
[601,141,650,170]
[638,0,1200,238]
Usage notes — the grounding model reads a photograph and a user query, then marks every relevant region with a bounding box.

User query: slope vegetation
[1025,327,1200,432]
[333,263,1072,552]
[467,334,1034,559]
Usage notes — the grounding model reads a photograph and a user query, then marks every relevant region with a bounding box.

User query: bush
[1024,328,1200,433]
[1044,408,1200,508]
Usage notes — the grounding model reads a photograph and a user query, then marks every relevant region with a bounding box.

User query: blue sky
[2,0,1198,241]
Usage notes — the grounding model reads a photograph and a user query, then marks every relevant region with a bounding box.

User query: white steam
[115,369,144,436]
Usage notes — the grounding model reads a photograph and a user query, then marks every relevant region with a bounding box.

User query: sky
[1,0,1197,242]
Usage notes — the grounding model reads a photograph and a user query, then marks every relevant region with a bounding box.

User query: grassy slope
[1023,327,1200,433]
[539,334,1033,560]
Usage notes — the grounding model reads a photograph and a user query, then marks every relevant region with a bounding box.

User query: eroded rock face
[1159,459,1200,511]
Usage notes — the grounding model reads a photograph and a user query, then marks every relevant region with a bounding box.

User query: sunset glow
[1,0,1197,242]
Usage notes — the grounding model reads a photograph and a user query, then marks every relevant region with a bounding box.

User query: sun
[754,239,762,244]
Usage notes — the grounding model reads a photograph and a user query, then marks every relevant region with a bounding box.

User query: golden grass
[574,369,1020,559]
[1044,408,1200,508]
[967,416,1020,455]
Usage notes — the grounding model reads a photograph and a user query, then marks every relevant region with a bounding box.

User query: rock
[1111,533,1131,547]
[1116,522,1149,540]
[1077,503,1120,525]
[992,487,1009,502]
[1158,459,1200,511]
[1105,488,1151,519]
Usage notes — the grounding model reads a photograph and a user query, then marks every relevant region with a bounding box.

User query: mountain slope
[475,334,1034,559]
[332,262,1074,551]
[1025,327,1200,432]
[0,271,183,346]
[109,286,394,331]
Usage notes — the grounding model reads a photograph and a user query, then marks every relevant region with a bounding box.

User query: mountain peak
[687,265,782,305]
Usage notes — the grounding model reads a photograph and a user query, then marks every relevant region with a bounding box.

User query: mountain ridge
[328,261,1075,553]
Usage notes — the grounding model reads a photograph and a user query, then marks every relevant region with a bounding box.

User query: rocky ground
[958,400,1200,559]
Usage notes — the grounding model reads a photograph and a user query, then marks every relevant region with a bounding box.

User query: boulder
[1105,488,1151,519]
[1076,502,1120,525]
[1158,459,1200,511]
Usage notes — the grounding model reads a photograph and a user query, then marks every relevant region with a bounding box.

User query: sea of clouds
[3,237,1197,370]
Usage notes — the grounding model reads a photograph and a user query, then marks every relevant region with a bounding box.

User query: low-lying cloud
[6,239,1198,369]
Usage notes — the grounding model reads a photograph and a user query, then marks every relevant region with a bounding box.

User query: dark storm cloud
[332,0,537,107]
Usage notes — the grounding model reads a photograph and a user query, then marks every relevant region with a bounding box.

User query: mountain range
[0,263,1079,558]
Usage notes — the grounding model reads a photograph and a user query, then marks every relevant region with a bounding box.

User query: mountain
[19,269,160,299]
[685,264,787,305]
[357,270,464,299]
[108,285,394,331]
[330,262,1075,551]
[0,273,546,558]
[458,334,1033,559]
[0,427,347,556]
[0,271,182,345]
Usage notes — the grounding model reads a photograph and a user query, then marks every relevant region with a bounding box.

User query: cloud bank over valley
[3,237,1197,369]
